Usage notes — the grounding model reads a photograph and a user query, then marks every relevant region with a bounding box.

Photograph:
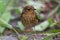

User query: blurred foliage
[33,20,49,31]
[15,7,23,15]
[18,21,25,31]
[43,32,60,40]
[20,35,28,40]
[57,9,60,16]
[26,0,45,12]
[37,13,44,20]
[45,29,60,33]
[0,0,17,34]
[0,0,20,40]
[15,9,21,15]
[0,26,5,33]
[48,18,54,27]
[1,12,12,22]
[0,0,7,16]
[57,20,60,24]
[0,19,13,29]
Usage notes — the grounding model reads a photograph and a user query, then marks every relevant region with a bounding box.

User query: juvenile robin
[21,5,38,31]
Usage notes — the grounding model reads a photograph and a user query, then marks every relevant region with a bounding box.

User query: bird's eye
[27,9,30,11]
[34,9,36,10]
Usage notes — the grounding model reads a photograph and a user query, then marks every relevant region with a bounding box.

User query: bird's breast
[21,13,38,27]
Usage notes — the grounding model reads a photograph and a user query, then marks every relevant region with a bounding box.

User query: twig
[12,28,20,40]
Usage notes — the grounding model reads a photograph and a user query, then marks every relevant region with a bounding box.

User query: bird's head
[23,5,36,13]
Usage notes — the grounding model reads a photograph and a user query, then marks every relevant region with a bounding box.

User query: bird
[20,5,38,31]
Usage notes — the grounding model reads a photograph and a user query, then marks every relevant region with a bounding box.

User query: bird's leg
[24,26,33,32]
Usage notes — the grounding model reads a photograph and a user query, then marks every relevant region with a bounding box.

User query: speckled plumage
[21,5,38,29]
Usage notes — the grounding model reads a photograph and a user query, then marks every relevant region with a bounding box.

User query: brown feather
[21,5,38,30]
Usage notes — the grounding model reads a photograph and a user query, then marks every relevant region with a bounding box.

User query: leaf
[57,20,60,24]
[37,13,44,20]
[48,18,54,27]
[0,26,5,33]
[0,0,14,34]
[7,0,14,7]
[1,12,12,22]
[20,35,28,40]
[18,7,23,14]
[0,1,7,16]
[43,32,60,40]
[15,9,22,15]
[45,29,60,33]
[32,20,49,31]
[0,18,13,29]
[18,21,25,31]
[57,9,60,16]
[0,0,13,17]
